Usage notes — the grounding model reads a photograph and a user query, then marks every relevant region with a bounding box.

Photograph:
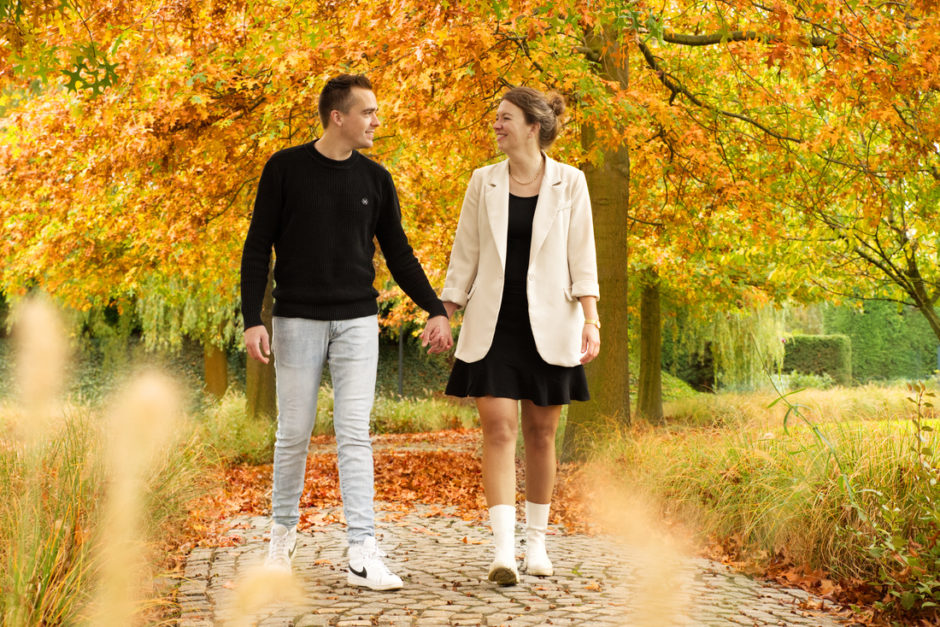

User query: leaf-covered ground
[170,428,911,624]
[177,429,593,558]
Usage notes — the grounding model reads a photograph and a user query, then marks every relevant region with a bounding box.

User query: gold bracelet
[584,318,601,330]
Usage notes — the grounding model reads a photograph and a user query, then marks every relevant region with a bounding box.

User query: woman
[440,87,600,585]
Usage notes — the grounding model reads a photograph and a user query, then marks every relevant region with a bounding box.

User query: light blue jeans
[271,315,378,543]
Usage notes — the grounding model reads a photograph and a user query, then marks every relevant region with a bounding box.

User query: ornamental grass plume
[89,371,182,626]
[2,296,79,626]
[582,465,694,626]
[3,297,201,625]
[221,564,303,626]
[11,295,69,442]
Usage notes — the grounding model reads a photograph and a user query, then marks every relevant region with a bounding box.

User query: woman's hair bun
[501,86,566,148]
[547,92,565,118]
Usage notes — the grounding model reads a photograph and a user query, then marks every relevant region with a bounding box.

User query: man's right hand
[245,325,271,364]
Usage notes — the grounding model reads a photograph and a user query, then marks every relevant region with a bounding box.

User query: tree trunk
[562,28,631,462]
[246,261,277,420]
[916,303,940,343]
[636,273,663,423]
[902,257,940,343]
[203,341,228,398]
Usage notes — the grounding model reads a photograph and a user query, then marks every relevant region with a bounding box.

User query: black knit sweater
[240,141,446,328]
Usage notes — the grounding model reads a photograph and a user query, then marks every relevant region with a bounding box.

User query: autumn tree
[614,0,940,341]
[5,0,934,444]
[561,0,940,427]
[0,1,793,430]
[0,1,593,400]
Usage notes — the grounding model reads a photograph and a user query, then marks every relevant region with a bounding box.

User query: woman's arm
[440,170,483,308]
[567,170,600,301]
[569,169,600,364]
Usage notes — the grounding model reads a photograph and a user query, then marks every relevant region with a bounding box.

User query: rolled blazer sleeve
[567,170,600,300]
[441,170,483,308]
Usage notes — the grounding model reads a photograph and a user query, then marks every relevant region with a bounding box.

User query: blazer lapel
[483,160,510,271]
[529,156,566,266]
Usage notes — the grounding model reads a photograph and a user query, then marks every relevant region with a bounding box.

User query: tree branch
[807,276,915,307]
[635,40,802,143]
[661,30,832,48]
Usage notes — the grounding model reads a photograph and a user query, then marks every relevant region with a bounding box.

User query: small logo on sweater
[361,198,369,205]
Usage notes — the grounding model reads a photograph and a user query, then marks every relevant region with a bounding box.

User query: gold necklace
[509,157,544,186]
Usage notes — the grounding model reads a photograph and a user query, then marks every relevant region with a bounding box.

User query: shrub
[371,395,477,433]
[194,391,277,465]
[783,334,852,385]
[785,370,835,391]
[214,385,478,440]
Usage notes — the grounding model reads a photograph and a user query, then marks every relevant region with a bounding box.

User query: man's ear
[330,109,343,127]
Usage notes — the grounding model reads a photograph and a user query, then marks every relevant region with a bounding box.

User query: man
[240,73,452,590]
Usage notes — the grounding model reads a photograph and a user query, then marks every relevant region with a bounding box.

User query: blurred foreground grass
[11,304,936,621]
[0,305,479,624]
[589,383,940,618]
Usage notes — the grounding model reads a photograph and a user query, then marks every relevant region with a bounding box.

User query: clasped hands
[420,314,453,354]
[244,316,452,363]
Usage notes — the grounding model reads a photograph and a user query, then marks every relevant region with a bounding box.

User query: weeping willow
[135,274,242,352]
[665,304,787,390]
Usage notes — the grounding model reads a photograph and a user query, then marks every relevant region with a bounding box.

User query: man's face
[338,87,380,149]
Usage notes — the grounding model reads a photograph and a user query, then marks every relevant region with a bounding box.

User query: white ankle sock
[525,501,553,575]
[526,501,550,532]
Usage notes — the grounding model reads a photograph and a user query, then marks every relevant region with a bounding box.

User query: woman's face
[493,99,538,153]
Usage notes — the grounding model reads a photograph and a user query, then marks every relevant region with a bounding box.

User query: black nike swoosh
[349,565,368,579]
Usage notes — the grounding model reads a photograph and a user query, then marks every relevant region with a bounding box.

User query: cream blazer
[441,156,600,367]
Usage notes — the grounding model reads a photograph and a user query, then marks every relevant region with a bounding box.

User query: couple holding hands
[240,73,599,590]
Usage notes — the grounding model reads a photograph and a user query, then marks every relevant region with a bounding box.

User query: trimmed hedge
[824,301,938,382]
[783,334,852,385]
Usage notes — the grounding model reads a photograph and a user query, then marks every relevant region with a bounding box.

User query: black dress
[445,193,590,407]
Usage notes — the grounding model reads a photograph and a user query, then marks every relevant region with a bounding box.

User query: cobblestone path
[178,504,846,626]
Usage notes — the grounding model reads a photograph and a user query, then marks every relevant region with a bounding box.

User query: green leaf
[900,591,917,610]
[767,389,806,408]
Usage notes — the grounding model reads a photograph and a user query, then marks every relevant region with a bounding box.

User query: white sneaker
[523,541,554,577]
[347,537,403,590]
[265,523,297,572]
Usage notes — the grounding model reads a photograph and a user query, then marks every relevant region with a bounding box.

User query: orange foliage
[2,0,939,336]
